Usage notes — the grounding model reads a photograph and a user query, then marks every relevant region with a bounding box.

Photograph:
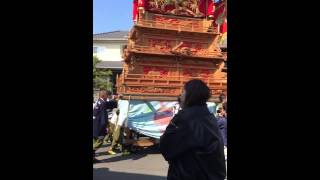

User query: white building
[93,31,129,93]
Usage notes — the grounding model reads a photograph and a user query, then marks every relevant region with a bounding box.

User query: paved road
[93,145,168,180]
[93,144,227,180]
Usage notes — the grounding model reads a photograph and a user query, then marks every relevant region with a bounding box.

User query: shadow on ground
[97,145,162,163]
[93,168,167,180]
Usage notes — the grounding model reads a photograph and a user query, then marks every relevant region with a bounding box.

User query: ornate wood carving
[117,10,226,99]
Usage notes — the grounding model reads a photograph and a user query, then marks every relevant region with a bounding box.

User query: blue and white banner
[118,100,216,139]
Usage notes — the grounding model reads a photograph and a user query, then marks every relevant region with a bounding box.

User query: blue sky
[93,0,133,34]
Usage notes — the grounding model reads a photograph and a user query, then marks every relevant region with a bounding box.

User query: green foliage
[93,56,113,91]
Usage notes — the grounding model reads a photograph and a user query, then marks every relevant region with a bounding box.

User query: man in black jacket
[93,90,117,163]
[160,79,226,180]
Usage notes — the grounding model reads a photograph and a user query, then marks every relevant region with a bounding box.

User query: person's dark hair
[183,79,211,108]
[177,95,181,104]
[106,90,112,96]
[118,94,124,100]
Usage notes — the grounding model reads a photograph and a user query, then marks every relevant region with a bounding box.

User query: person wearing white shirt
[103,108,119,145]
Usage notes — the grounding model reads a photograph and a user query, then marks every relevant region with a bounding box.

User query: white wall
[93,41,126,61]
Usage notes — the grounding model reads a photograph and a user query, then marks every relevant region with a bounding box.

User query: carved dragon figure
[148,0,203,17]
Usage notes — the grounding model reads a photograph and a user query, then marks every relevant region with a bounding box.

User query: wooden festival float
[115,0,227,147]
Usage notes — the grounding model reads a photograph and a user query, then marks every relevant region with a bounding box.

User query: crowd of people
[93,80,227,179]
[93,91,133,163]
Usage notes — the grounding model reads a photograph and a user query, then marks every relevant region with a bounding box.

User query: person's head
[180,79,211,108]
[118,94,124,100]
[99,90,107,100]
[217,107,225,117]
